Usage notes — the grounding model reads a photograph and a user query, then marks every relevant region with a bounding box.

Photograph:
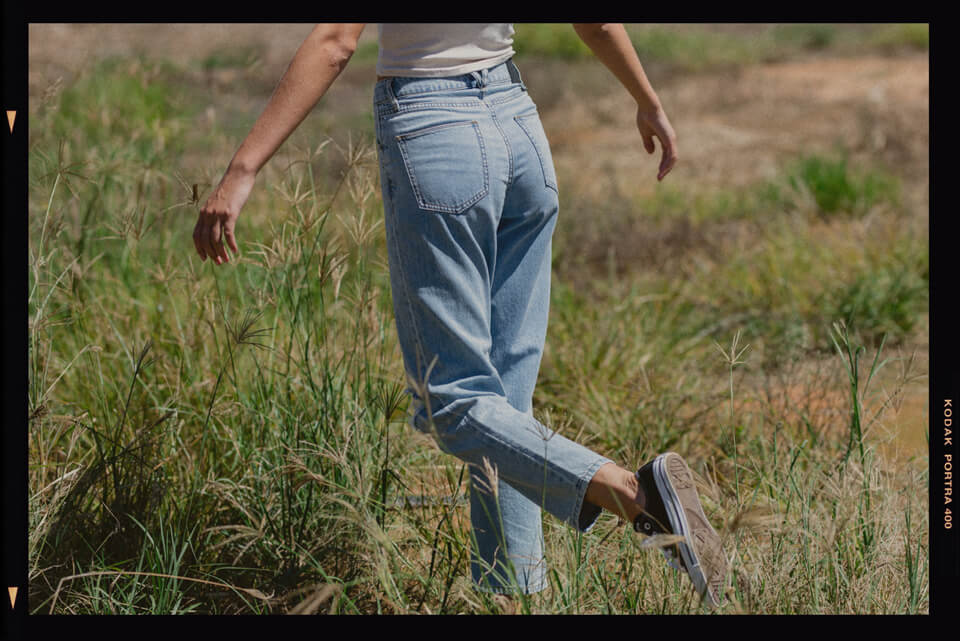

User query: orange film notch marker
[7,586,17,608]
[6,111,15,133]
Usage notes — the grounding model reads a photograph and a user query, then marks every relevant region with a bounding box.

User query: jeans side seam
[383,186,433,406]
[456,410,578,507]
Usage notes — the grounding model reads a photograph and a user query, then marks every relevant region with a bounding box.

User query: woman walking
[193,23,728,608]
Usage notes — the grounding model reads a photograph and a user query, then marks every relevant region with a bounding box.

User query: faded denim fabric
[374,60,612,594]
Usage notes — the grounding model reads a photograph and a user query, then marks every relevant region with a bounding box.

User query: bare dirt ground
[28,24,930,459]
[543,53,928,205]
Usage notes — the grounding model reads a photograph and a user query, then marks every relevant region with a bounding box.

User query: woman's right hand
[191,24,365,266]
[193,166,255,265]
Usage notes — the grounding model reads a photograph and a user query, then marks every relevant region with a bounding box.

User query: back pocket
[396,120,489,214]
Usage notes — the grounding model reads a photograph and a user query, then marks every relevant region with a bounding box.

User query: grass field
[27,23,928,614]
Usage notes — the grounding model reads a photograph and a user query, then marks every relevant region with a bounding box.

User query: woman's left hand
[636,105,678,181]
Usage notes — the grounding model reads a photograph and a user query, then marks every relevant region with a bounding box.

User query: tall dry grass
[27,37,928,614]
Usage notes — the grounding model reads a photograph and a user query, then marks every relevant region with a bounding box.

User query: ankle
[585,463,645,522]
[621,470,645,522]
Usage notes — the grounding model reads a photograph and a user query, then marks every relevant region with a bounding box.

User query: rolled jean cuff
[570,455,614,532]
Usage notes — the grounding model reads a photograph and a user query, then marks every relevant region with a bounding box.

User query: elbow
[573,22,618,38]
[573,23,619,43]
[332,34,359,60]
[310,24,363,68]
[322,36,358,68]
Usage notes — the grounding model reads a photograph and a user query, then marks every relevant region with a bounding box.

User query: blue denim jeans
[374,60,613,595]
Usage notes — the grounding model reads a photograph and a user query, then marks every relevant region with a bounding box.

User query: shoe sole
[652,452,727,608]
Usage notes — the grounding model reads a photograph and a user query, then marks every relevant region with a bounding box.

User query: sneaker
[633,452,727,608]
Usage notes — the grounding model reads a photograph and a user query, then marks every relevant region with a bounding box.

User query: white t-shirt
[376,23,516,78]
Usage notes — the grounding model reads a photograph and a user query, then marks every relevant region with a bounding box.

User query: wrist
[636,97,663,116]
[226,156,259,182]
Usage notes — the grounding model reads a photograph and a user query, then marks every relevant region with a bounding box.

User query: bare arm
[572,23,677,181]
[194,23,366,265]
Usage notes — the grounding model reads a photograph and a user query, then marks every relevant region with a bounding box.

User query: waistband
[374,59,524,106]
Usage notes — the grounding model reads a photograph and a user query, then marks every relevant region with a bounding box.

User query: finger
[658,144,678,181]
[213,217,231,265]
[209,218,224,265]
[658,155,674,181]
[640,129,656,155]
[194,217,209,261]
[656,129,678,177]
[199,218,216,265]
[193,223,206,261]
[222,218,239,256]
[216,227,230,264]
